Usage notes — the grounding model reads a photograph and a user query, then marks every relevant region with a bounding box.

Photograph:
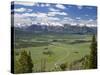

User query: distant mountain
[63,24,97,34]
[14,23,97,35]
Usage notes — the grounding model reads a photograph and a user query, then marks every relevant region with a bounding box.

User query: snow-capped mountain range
[13,22,97,34]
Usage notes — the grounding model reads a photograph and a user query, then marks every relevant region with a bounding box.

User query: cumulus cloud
[37,3,50,7]
[21,13,37,17]
[58,12,67,15]
[76,17,81,20]
[49,8,60,12]
[14,12,47,18]
[13,14,32,27]
[48,17,60,21]
[84,19,97,27]
[13,12,61,27]
[40,4,45,7]
[48,11,68,16]
[76,19,97,27]
[12,1,97,28]
[88,19,97,24]
[62,16,97,27]
[77,5,83,10]
[14,8,26,12]
[88,19,94,22]
[14,8,32,13]
[56,4,66,9]
[14,11,97,27]
[61,17,75,24]
[46,3,50,7]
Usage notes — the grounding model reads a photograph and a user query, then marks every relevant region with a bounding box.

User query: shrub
[59,63,68,71]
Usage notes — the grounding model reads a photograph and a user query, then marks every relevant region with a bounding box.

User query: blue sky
[11,1,97,27]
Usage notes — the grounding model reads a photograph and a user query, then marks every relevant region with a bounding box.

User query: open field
[14,34,92,72]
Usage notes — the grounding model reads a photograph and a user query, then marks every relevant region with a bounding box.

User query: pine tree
[27,51,34,72]
[89,35,97,68]
[16,50,34,73]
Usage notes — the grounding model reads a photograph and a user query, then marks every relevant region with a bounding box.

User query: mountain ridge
[13,23,97,35]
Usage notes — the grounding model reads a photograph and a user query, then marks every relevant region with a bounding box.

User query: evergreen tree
[89,35,97,68]
[27,51,34,72]
[16,50,33,73]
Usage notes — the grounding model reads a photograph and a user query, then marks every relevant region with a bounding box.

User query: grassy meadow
[14,34,92,72]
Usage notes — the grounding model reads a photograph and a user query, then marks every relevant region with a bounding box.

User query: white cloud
[75,18,97,27]
[64,17,73,21]
[85,19,97,27]
[14,12,47,18]
[36,13,47,18]
[13,12,61,27]
[14,8,26,12]
[27,9,33,12]
[88,19,93,22]
[56,4,66,9]
[47,12,56,16]
[49,8,60,12]
[13,11,97,27]
[59,12,67,15]
[14,8,32,12]
[46,3,50,7]
[14,13,25,18]
[22,13,37,17]
[76,17,81,20]
[13,14,32,27]
[40,4,45,7]
[61,17,75,24]
[50,22,62,26]
[35,14,60,24]
[39,3,50,7]
[14,1,35,6]
[48,17,60,21]
[48,11,67,16]
[86,7,93,9]
[77,5,83,10]
[88,19,97,25]
[62,16,97,27]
